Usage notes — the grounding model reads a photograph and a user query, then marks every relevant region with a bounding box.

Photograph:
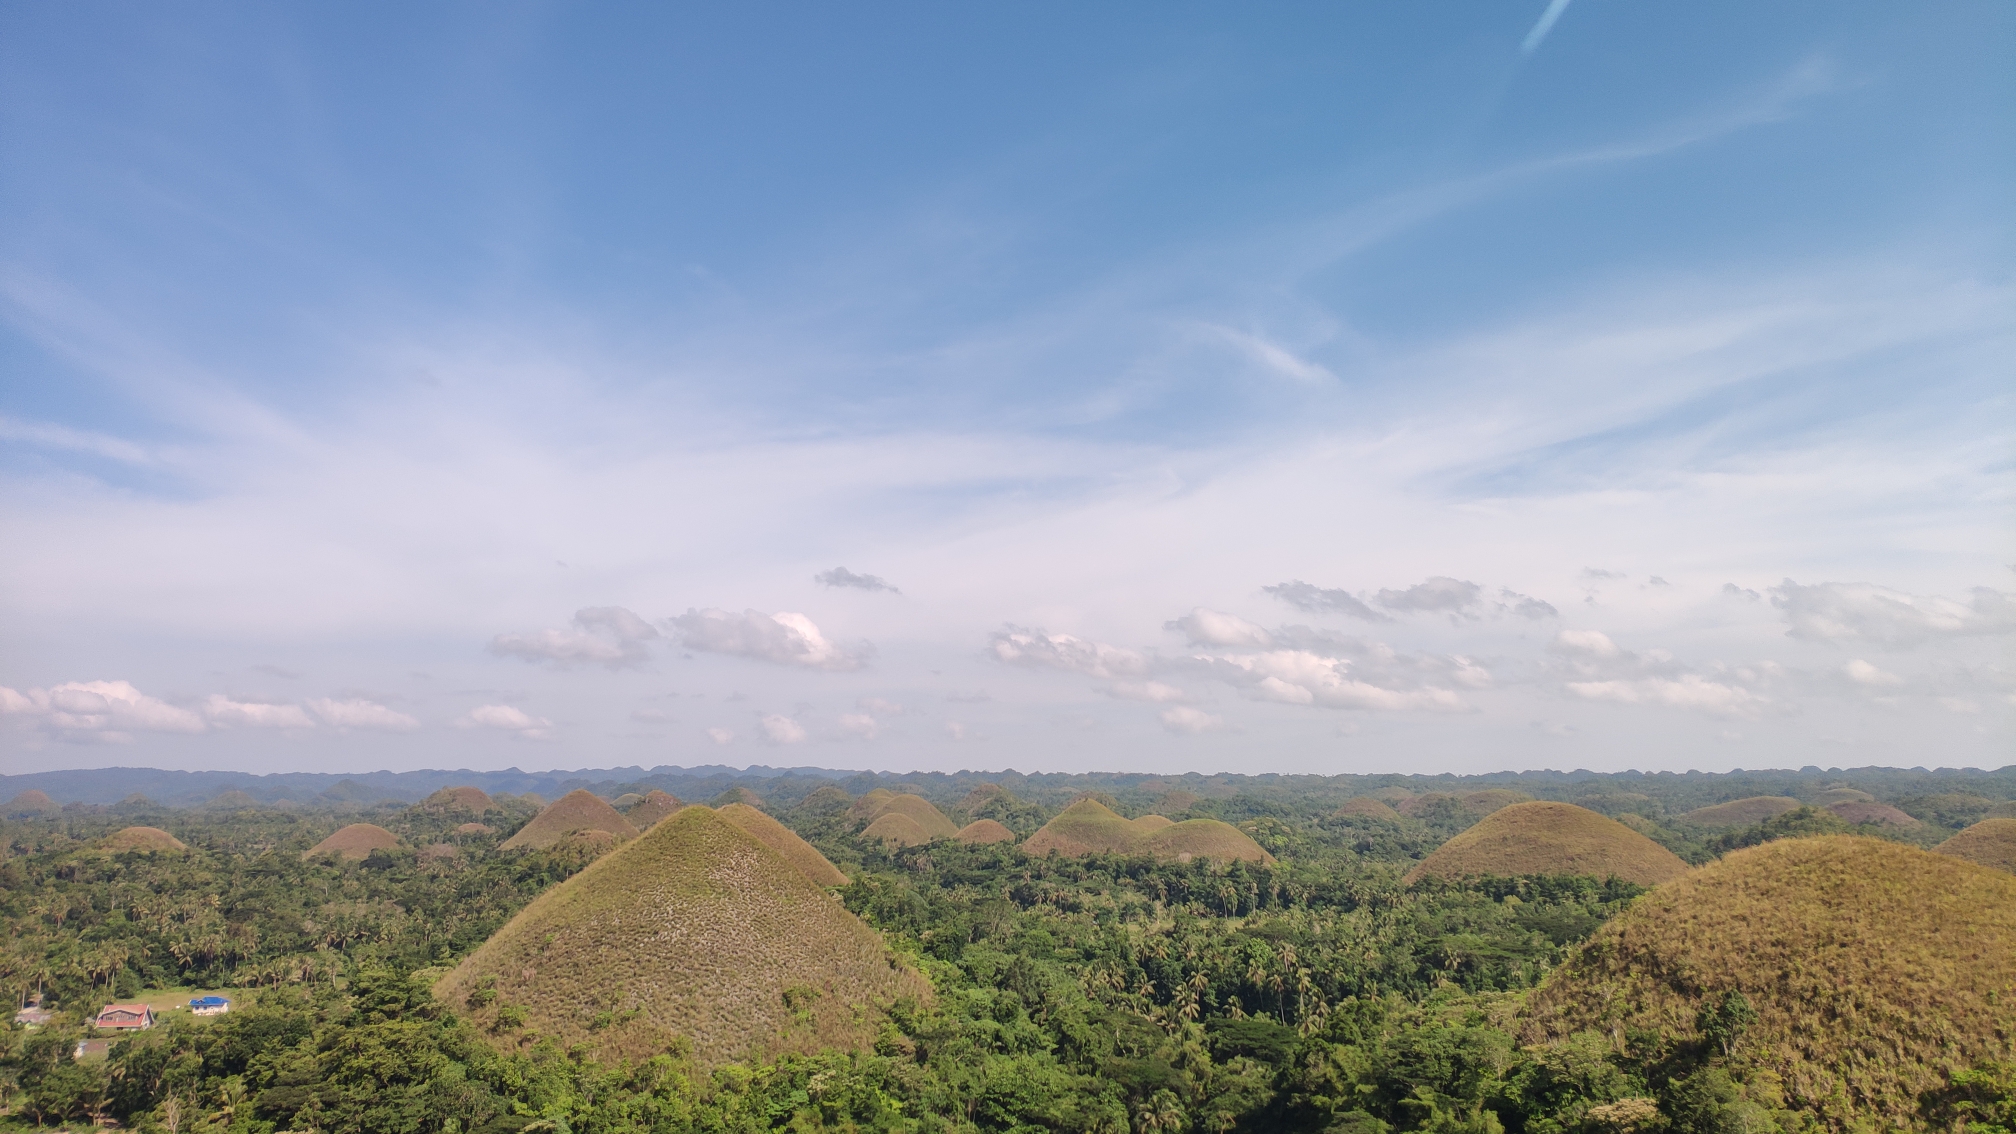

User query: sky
[1,2,2011,777]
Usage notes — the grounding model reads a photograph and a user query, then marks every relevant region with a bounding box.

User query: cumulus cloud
[1375,576,1483,615]
[1842,659,1904,687]
[667,608,867,670]
[706,727,735,744]
[989,626,1148,678]
[837,713,879,739]
[1551,629,1623,659]
[815,567,900,593]
[1160,706,1225,734]
[0,680,207,743]
[202,695,315,729]
[489,606,660,670]
[1263,580,1389,621]
[1165,608,1274,648]
[1214,651,1470,712]
[456,704,551,738]
[308,698,422,731]
[1565,676,1769,718]
[1501,590,1559,619]
[1104,681,1191,703]
[760,714,807,743]
[1771,579,2016,649]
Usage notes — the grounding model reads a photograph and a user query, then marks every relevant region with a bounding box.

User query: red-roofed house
[93,1003,154,1030]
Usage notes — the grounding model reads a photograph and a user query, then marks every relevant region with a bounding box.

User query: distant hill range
[3,762,2012,817]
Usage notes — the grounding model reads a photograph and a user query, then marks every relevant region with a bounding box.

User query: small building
[13,1006,53,1027]
[189,995,231,1016]
[93,1003,154,1030]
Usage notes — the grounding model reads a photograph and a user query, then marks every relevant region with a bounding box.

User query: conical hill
[1131,814,1175,833]
[99,826,186,853]
[864,812,932,848]
[717,803,847,885]
[1521,836,2016,1130]
[1404,802,1688,886]
[1334,797,1400,820]
[4,789,60,816]
[1146,819,1273,864]
[422,785,494,813]
[437,805,929,1066]
[500,789,640,850]
[954,819,1016,844]
[625,790,683,829]
[1935,817,2016,873]
[1680,795,1800,826]
[848,788,896,819]
[860,793,957,839]
[1019,800,1268,863]
[1021,798,1143,856]
[305,823,399,860]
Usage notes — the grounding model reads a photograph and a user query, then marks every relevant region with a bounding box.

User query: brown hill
[454,822,494,836]
[1145,820,1274,865]
[422,785,494,813]
[1934,817,2016,873]
[799,786,853,812]
[860,793,957,839]
[1521,836,2016,1131]
[624,790,683,829]
[1814,787,1874,805]
[436,805,929,1066]
[99,826,186,853]
[1021,798,1144,856]
[1404,802,1689,886]
[717,803,847,886]
[863,812,932,848]
[4,789,60,816]
[954,819,1016,845]
[499,789,640,850]
[710,786,763,809]
[1681,796,1801,826]
[611,793,645,809]
[1131,814,1176,833]
[1334,797,1401,820]
[305,823,400,860]
[848,788,896,819]
[1827,801,1918,827]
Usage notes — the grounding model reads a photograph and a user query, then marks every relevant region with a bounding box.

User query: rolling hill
[4,789,61,817]
[499,790,640,850]
[858,793,957,839]
[1826,801,1918,827]
[436,805,929,1066]
[1934,817,2016,873]
[1403,802,1689,886]
[624,789,683,829]
[98,826,186,852]
[305,823,399,860]
[863,812,932,847]
[955,819,1016,844]
[1020,798,1145,856]
[717,803,847,885]
[1521,836,2016,1130]
[1145,820,1273,864]
[1334,797,1401,820]
[421,785,494,812]
[1680,796,1801,826]
[1020,799,1272,863]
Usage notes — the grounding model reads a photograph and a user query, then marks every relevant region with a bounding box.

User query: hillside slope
[717,802,847,885]
[1404,802,1688,886]
[499,789,640,850]
[305,823,399,860]
[1522,836,2016,1130]
[436,806,928,1066]
[1680,796,1800,826]
[1935,817,2016,873]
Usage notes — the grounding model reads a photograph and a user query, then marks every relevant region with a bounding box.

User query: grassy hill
[1680,795,1800,826]
[1021,798,1145,855]
[3,789,60,817]
[717,802,847,885]
[1826,800,1918,826]
[849,788,895,818]
[863,811,931,847]
[436,805,929,1066]
[1936,817,2016,873]
[499,789,639,850]
[954,818,1015,844]
[1521,836,2016,1130]
[1815,788,1875,805]
[1145,819,1273,864]
[1403,802,1689,886]
[624,789,682,829]
[304,823,399,860]
[98,826,186,852]
[421,785,494,812]
[861,793,958,839]
[1131,814,1175,833]
[1018,799,1271,863]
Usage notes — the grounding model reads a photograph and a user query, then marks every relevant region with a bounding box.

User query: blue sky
[2,2,2010,775]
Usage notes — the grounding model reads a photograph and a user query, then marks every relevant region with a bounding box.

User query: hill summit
[1522,836,2016,1130]
[437,804,928,1066]
[717,803,846,885]
[99,826,186,853]
[1403,801,1688,886]
[305,823,399,860]
[499,789,639,850]
[1021,799,1271,863]
[1935,817,2016,873]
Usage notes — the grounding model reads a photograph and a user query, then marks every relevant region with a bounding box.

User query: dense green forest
[1,777,2011,1133]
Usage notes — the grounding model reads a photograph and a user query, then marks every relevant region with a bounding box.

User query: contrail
[1521,0,1573,54]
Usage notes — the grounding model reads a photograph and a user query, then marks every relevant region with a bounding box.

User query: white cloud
[1105,680,1191,703]
[456,704,551,738]
[1565,676,1768,718]
[1376,576,1484,615]
[668,608,865,670]
[1219,650,1470,712]
[1551,629,1622,659]
[1842,659,1904,687]
[1165,607,1273,648]
[815,566,900,593]
[1160,705,1225,734]
[489,606,659,670]
[837,713,879,739]
[0,681,208,743]
[202,695,315,729]
[857,696,905,715]
[706,727,735,744]
[760,714,807,743]
[308,698,421,731]
[989,626,1148,678]
[1263,580,1389,621]
[1771,580,2016,649]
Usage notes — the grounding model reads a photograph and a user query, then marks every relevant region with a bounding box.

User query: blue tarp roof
[189,996,230,1006]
